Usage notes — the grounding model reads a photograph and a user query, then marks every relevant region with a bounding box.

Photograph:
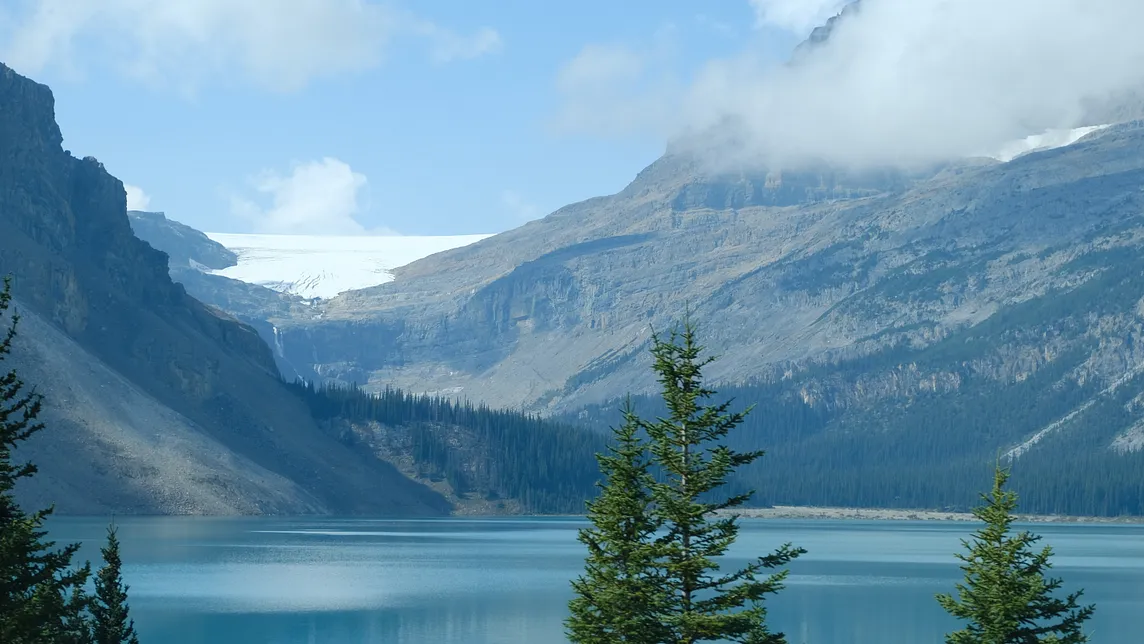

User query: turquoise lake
[49,516,1143,643]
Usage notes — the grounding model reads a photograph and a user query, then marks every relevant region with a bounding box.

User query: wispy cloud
[501,190,541,222]
[230,158,395,235]
[552,40,678,139]
[412,22,503,64]
[124,184,151,211]
[556,0,1144,169]
[0,0,502,93]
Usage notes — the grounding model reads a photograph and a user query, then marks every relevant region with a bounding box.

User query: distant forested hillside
[567,365,1144,517]
[290,382,603,514]
[290,337,1144,518]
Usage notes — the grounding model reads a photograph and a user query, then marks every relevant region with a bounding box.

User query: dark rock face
[791,0,863,61]
[0,62,449,516]
[127,210,236,270]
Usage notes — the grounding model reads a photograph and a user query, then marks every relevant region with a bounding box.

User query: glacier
[204,232,493,299]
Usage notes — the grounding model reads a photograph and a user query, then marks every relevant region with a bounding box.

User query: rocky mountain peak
[792,0,863,61]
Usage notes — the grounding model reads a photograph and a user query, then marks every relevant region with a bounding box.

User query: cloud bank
[559,0,1144,169]
[0,0,501,92]
[124,184,151,211]
[231,158,393,236]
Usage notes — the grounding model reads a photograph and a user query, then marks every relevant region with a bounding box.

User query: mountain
[295,119,1144,516]
[0,62,449,516]
[125,214,493,381]
[163,115,1144,516]
[106,3,1144,516]
[250,122,1135,413]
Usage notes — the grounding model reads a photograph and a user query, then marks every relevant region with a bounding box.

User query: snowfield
[204,232,494,299]
[989,124,1110,162]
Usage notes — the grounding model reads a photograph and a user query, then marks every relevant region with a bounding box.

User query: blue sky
[0,0,825,236]
[4,2,1140,236]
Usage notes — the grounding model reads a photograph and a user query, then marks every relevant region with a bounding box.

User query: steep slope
[126,211,318,380]
[567,237,1144,515]
[0,62,449,516]
[7,304,320,515]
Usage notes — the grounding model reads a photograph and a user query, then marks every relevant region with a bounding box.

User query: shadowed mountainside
[0,62,449,516]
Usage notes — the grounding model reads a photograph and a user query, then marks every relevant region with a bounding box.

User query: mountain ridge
[243,121,1141,416]
[0,61,450,516]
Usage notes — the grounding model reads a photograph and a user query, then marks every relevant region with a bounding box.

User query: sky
[0,0,809,236]
[3,0,1142,237]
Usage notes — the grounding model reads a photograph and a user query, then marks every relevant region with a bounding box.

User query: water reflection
[48,517,1143,644]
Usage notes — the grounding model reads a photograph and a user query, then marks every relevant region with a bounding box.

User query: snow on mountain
[989,124,1111,162]
[203,233,493,299]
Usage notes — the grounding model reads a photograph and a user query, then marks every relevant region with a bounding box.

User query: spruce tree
[92,525,139,644]
[567,400,670,644]
[0,276,93,643]
[937,464,1095,644]
[641,320,804,644]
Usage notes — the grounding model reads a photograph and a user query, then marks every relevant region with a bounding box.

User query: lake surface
[49,516,1142,643]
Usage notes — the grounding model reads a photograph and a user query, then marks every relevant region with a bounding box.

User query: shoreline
[714,506,1144,524]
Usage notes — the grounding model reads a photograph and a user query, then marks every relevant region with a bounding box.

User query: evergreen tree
[0,276,93,643]
[91,525,139,644]
[567,400,670,644]
[937,464,1095,644]
[641,320,804,644]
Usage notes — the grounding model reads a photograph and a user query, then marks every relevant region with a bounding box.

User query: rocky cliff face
[0,63,449,516]
[127,210,237,270]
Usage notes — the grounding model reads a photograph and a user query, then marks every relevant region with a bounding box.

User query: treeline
[568,363,1144,517]
[288,381,603,513]
[288,344,1144,518]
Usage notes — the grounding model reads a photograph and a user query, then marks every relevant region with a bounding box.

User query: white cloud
[501,190,541,222]
[558,0,1144,169]
[413,22,503,64]
[749,0,850,35]
[0,0,501,92]
[124,184,151,211]
[230,158,393,236]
